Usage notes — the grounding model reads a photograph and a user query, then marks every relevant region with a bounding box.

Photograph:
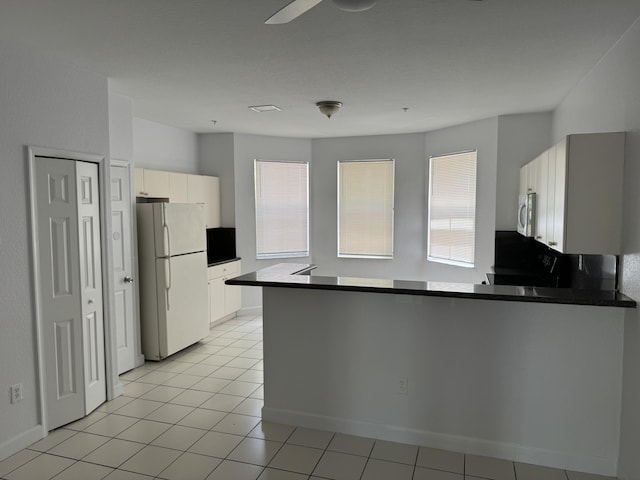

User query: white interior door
[110,165,137,374]
[77,161,106,414]
[35,157,105,429]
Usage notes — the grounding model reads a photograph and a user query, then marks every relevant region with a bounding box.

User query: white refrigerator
[137,202,209,360]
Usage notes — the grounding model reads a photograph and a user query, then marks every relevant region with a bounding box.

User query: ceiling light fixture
[249,105,282,112]
[332,0,376,12]
[316,101,342,119]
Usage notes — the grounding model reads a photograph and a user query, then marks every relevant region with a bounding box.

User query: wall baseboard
[262,407,617,477]
[0,426,45,462]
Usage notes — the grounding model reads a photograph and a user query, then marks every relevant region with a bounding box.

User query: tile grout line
[108,317,265,479]
[19,317,262,479]
[7,314,601,480]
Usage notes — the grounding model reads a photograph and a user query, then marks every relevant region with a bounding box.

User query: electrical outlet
[10,384,23,404]
[398,377,408,395]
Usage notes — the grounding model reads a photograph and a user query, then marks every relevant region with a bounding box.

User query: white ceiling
[2,0,640,138]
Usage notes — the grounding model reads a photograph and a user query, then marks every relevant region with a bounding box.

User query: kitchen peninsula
[228,264,635,476]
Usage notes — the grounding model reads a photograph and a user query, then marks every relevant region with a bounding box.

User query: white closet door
[110,165,137,374]
[76,161,106,414]
[35,157,85,429]
[35,157,105,429]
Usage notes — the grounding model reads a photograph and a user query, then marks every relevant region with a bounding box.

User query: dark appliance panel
[206,228,236,264]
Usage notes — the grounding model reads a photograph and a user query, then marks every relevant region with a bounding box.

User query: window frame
[427,150,477,268]
[254,159,310,260]
[337,158,395,260]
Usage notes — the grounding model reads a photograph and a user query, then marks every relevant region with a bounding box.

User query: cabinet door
[534,151,548,243]
[545,146,557,249]
[224,261,242,315]
[527,160,537,193]
[208,280,214,325]
[203,176,221,228]
[143,169,170,197]
[551,140,567,252]
[169,173,188,202]
[209,276,226,322]
[225,283,242,315]
[187,175,205,204]
[134,168,145,196]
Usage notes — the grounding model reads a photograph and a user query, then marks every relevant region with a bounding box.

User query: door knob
[124,276,134,284]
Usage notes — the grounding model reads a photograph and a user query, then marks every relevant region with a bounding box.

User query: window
[338,159,394,258]
[427,151,477,267]
[254,160,309,259]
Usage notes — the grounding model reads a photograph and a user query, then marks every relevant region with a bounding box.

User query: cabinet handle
[536,236,542,239]
[549,241,557,246]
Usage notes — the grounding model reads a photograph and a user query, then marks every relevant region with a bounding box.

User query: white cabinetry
[135,169,220,227]
[520,132,624,254]
[534,149,549,244]
[169,172,188,202]
[207,260,241,326]
[203,175,221,228]
[135,168,170,198]
[519,160,537,196]
[186,174,221,228]
[187,174,204,204]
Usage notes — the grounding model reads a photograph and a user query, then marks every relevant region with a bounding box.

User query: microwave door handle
[164,257,172,311]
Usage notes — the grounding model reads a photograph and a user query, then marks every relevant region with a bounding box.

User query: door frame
[110,159,145,371]
[28,146,121,434]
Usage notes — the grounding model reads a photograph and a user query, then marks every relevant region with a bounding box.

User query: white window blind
[338,159,394,258]
[255,160,309,259]
[428,151,477,267]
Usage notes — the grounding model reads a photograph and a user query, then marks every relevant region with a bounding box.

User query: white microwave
[517,193,536,237]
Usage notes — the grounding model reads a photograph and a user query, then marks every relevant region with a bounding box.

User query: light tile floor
[0,311,617,480]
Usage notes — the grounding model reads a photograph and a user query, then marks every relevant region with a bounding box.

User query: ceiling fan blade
[265,0,324,24]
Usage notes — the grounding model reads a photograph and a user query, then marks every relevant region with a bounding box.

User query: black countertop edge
[208,257,241,267]
[225,263,636,308]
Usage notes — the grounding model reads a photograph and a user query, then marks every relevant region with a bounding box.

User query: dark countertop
[226,263,636,308]
[207,257,241,267]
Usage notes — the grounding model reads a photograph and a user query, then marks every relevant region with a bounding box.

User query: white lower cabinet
[208,260,242,326]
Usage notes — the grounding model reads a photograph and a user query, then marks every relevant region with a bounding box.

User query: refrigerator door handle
[164,257,172,310]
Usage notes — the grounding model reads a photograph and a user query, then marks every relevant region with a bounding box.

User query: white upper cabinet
[169,172,188,202]
[562,133,623,254]
[135,168,170,198]
[549,140,566,252]
[135,168,221,229]
[203,175,221,229]
[520,132,624,254]
[534,149,549,244]
[187,174,205,204]
[519,160,537,196]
